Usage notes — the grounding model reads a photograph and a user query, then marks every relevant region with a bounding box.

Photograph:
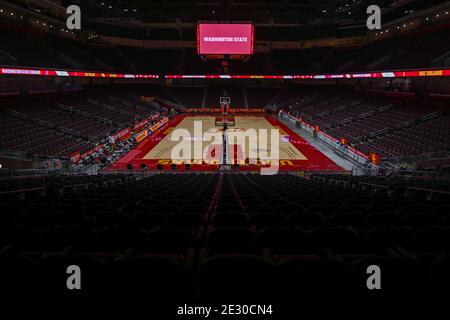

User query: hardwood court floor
[143,116,307,161]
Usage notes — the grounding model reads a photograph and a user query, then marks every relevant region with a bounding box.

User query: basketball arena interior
[1,0,450,312]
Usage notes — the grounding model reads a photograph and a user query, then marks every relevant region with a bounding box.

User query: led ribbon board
[165,69,450,79]
[0,67,159,79]
[2,67,450,79]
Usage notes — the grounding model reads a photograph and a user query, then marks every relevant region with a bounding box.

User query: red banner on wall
[69,151,81,163]
[150,122,161,133]
[370,153,381,165]
[161,117,169,125]
[136,130,148,143]
[80,144,105,159]
[134,120,148,133]
[110,127,131,143]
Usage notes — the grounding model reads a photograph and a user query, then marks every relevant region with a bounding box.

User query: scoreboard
[197,23,254,55]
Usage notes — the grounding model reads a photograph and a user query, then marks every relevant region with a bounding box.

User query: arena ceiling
[79,0,448,25]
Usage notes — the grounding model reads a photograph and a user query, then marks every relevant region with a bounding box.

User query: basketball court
[143,116,307,162]
[108,115,344,172]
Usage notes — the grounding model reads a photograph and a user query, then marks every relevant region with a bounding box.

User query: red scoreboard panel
[197,23,254,55]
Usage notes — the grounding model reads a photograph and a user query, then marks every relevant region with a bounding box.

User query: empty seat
[402,212,439,228]
[97,227,148,252]
[207,227,257,255]
[85,202,113,216]
[364,227,415,252]
[18,211,53,228]
[94,212,131,228]
[413,227,450,252]
[212,213,250,227]
[329,212,365,227]
[258,227,306,255]
[119,203,138,215]
[54,211,90,226]
[0,213,17,226]
[0,226,43,251]
[308,227,361,254]
[168,212,204,230]
[151,205,179,215]
[245,204,272,215]
[199,255,272,300]
[27,203,56,215]
[309,204,336,216]
[287,212,325,229]
[251,213,285,229]
[148,228,196,255]
[0,250,40,294]
[398,204,433,216]
[365,212,401,228]
[180,204,208,215]
[0,204,22,215]
[111,255,187,298]
[275,205,304,216]
[132,212,167,229]
[273,256,347,297]
[44,226,98,252]
[429,254,450,291]
[216,204,243,213]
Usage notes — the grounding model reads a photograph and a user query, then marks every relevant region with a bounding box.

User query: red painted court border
[262,116,343,172]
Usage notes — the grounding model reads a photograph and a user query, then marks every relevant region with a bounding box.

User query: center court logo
[170,120,280,175]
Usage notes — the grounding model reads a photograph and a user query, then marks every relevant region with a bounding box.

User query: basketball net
[222,103,231,115]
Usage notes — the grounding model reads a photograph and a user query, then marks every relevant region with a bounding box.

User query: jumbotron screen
[197,23,254,55]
